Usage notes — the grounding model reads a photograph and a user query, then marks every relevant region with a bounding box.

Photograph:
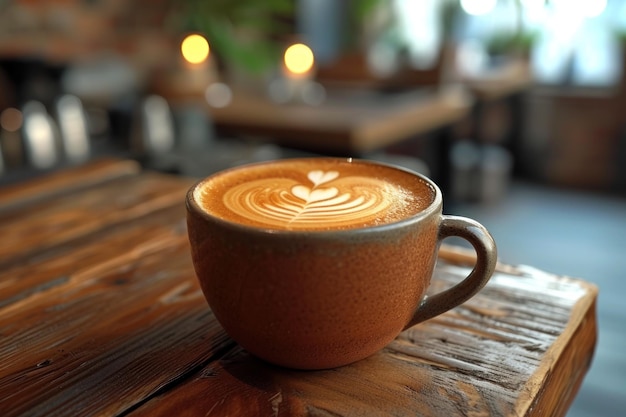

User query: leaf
[353,0,383,21]
[202,18,280,74]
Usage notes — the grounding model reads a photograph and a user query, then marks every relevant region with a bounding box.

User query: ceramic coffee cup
[186,158,497,370]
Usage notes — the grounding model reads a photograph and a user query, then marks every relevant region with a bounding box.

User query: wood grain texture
[0,159,140,212]
[0,172,188,268]
[127,259,597,417]
[0,161,598,417]
[0,169,219,417]
[0,205,234,417]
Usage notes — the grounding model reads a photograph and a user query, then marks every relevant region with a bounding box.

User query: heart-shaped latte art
[291,185,339,203]
[221,169,395,229]
[308,170,339,186]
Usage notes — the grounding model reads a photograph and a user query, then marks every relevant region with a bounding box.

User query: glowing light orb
[284,43,314,75]
[181,34,210,64]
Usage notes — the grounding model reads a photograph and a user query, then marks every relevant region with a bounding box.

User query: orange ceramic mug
[186,158,497,369]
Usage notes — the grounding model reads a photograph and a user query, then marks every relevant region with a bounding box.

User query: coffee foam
[194,159,435,231]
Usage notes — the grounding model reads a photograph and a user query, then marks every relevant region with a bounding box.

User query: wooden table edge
[439,244,599,417]
[207,87,473,154]
[352,92,472,153]
[516,280,598,416]
[457,59,534,102]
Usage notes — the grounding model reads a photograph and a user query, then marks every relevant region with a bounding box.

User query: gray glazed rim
[186,157,443,238]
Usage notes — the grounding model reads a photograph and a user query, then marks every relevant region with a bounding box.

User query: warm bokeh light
[284,43,315,76]
[0,108,23,132]
[205,83,233,108]
[181,34,210,64]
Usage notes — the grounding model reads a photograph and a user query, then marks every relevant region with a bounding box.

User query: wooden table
[459,59,534,178]
[458,59,533,103]
[0,159,598,417]
[205,86,471,155]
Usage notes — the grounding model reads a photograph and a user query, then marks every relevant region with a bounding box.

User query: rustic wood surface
[0,161,598,417]
[0,159,140,212]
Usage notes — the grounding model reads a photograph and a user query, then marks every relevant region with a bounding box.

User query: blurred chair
[131,94,178,172]
[139,95,176,156]
[55,94,91,165]
[21,101,60,170]
[0,106,26,175]
[176,103,216,152]
[133,94,285,177]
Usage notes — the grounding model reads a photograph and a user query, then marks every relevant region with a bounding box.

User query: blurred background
[1,1,625,415]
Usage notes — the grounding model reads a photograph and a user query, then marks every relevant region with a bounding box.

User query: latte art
[195,159,435,231]
[223,170,393,229]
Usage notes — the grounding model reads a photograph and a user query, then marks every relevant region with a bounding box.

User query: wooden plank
[0,159,141,212]
[0,207,184,309]
[0,172,190,268]
[0,206,234,417]
[126,258,597,417]
[438,245,598,415]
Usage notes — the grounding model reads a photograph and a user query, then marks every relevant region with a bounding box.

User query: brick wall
[0,0,177,69]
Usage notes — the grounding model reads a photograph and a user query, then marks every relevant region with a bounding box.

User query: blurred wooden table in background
[205,87,471,155]
[0,159,597,417]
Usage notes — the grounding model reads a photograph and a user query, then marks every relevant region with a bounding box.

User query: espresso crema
[194,159,436,231]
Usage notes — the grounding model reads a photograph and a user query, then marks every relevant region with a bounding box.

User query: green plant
[177,0,295,75]
[484,30,538,57]
[176,0,383,76]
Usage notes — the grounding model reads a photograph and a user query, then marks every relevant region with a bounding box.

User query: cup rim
[186,157,442,236]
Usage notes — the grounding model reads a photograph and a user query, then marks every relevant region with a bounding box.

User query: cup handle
[405,215,497,329]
